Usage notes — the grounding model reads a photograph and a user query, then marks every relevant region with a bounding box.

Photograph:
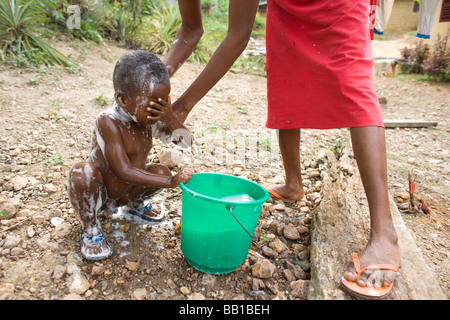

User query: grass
[44,97,62,118]
[232,55,266,76]
[27,75,42,86]
[258,134,272,152]
[395,72,450,83]
[387,153,404,161]
[401,167,410,177]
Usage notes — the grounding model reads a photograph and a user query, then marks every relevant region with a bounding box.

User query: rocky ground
[0,39,448,300]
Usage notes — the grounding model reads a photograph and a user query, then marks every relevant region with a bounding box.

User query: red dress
[265,0,383,129]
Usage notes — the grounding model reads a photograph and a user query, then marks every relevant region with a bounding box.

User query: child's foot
[125,202,165,222]
[263,183,305,201]
[80,232,113,260]
[341,236,400,299]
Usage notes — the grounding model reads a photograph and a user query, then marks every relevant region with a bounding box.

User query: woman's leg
[265,128,304,201]
[344,126,400,288]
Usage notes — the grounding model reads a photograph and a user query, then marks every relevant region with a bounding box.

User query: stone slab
[307,149,446,300]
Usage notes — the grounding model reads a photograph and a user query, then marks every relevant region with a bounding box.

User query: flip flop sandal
[80,232,113,261]
[263,183,296,203]
[125,202,165,222]
[340,253,399,300]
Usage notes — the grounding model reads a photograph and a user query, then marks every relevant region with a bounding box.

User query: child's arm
[165,0,259,123]
[96,114,186,188]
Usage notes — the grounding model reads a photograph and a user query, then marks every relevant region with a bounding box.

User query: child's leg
[122,164,172,220]
[264,128,304,201]
[68,162,112,260]
[343,126,400,288]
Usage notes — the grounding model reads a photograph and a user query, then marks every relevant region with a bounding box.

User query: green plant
[105,0,142,44]
[45,97,62,117]
[252,14,266,38]
[329,137,343,152]
[27,75,42,85]
[259,233,270,243]
[51,97,62,107]
[94,93,110,106]
[207,124,219,132]
[43,153,63,171]
[34,0,110,43]
[0,0,75,67]
[236,105,248,114]
[32,0,67,30]
[221,122,231,130]
[258,134,272,152]
[140,0,181,55]
[187,8,227,63]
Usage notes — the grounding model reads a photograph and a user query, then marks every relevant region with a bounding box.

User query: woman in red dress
[165,0,399,299]
[264,0,400,299]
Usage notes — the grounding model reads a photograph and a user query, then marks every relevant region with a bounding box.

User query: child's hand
[171,170,193,188]
[146,96,175,125]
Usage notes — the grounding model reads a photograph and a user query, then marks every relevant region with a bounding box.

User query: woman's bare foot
[343,233,400,289]
[264,183,305,201]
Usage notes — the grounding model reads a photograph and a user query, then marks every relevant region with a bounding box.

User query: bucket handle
[226,205,254,240]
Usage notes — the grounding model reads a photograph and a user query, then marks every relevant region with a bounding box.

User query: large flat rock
[307,149,446,300]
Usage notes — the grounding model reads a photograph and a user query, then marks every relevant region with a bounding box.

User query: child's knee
[68,162,103,191]
[146,163,171,176]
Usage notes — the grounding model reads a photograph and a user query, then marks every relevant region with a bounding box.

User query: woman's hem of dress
[265,122,385,130]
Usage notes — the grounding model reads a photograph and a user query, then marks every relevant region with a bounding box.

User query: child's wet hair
[113,50,169,98]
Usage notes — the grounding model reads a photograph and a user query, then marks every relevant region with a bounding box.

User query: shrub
[400,39,430,74]
[34,0,111,43]
[400,33,449,82]
[0,0,75,67]
[140,0,181,55]
[105,0,143,45]
[423,33,450,82]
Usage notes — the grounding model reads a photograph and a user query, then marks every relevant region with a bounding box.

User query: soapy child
[67,50,192,260]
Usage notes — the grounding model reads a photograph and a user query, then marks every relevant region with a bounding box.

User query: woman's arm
[170,0,260,123]
[163,0,204,78]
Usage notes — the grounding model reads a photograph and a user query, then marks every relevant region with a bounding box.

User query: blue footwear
[125,202,165,222]
[80,232,113,260]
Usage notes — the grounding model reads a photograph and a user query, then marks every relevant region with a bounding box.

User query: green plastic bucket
[179,173,269,274]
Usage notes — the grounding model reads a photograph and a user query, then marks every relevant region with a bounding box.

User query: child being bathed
[68,50,192,260]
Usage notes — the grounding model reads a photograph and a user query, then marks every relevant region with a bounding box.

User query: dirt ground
[0,37,448,300]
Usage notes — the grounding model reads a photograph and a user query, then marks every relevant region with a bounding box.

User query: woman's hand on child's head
[171,170,193,187]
